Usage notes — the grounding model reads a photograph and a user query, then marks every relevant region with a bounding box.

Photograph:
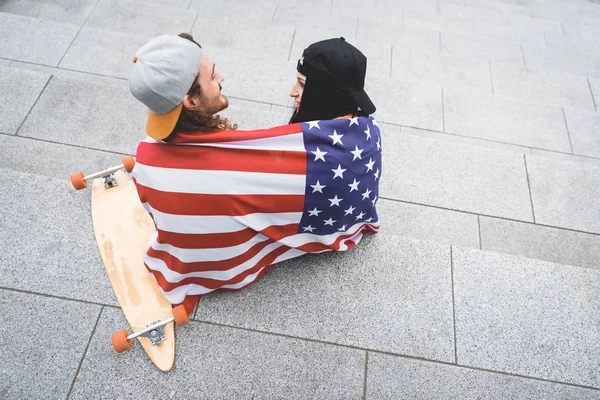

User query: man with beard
[129,34,382,314]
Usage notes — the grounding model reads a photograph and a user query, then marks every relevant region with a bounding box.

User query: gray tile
[10,60,127,86]
[560,22,600,45]
[197,234,455,362]
[86,0,197,37]
[332,0,403,22]
[0,58,11,66]
[70,307,365,399]
[473,14,561,45]
[480,217,600,270]
[377,198,480,248]
[534,3,600,27]
[531,149,600,167]
[399,125,532,155]
[527,155,600,234]
[0,0,96,24]
[453,247,600,388]
[367,352,600,399]
[0,66,51,134]
[18,76,148,154]
[366,78,443,131]
[441,1,535,19]
[0,168,117,304]
[391,50,492,96]
[440,32,524,64]
[0,290,101,400]
[189,0,276,24]
[544,30,600,55]
[192,16,294,59]
[492,62,595,111]
[59,27,149,79]
[592,78,600,111]
[443,90,571,152]
[404,9,475,35]
[219,98,293,130]
[523,44,600,78]
[273,3,357,33]
[357,21,439,53]
[0,12,79,66]
[379,133,534,221]
[564,107,600,159]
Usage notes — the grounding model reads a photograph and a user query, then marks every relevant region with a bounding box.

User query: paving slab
[397,125,532,155]
[70,307,365,399]
[197,234,455,363]
[85,0,197,38]
[0,65,51,134]
[527,154,600,234]
[376,198,480,248]
[522,44,600,79]
[563,107,600,158]
[492,61,595,111]
[453,247,600,388]
[192,15,294,59]
[0,58,11,66]
[480,216,600,270]
[443,89,571,152]
[392,49,492,96]
[18,76,148,155]
[473,14,560,45]
[592,77,599,111]
[0,290,101,400]
[273,3,357,33]
[534,2,600,26]
[59,27,148,79]
[379,132,533,221]
[0,12,79,66]
[0,168,117,305]
[0,0,96,24]
[366,78,443,131]
[11,60,127,86]
[332,0,404,21]
[404,9,475,35]
[366,352,600,399]
[189,0,276,24]
[357,21,439,53]
[441,0,535,19]
[544,30,600,55]
[440,32,524,64]
[530,149,600,167]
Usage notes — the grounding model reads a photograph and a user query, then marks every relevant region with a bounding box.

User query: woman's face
[289,71,306,110]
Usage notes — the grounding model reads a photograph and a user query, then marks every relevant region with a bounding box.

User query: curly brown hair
[168,33,237,138]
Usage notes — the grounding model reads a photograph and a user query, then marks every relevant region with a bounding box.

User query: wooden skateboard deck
[91,170,176,371]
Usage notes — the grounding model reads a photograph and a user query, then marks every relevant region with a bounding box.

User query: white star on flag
[349,117,359,126]
[365,217,374,223]
[365,158,375,172]
[374,168,380,180]
[328,195,343,207]
[344,205,356,215]
[311,147,327,162]
[350,145,363,160]
[331,164,347,179]
[323,218,336,226]
[310,180,326,193]
[372,118,379,127]
[308,207,322,217]
[364,125,371,140]
[338,225,347,231]
[362,188,372,200]
[329,130,344,146]
[371,195,378,206]
[376,138,381,150]
[308,121,320,129]
[303,225,315,232]
[348,178,360,192]
[355,212,365,220]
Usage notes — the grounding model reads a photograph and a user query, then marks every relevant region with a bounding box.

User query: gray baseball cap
[129,34,203,140]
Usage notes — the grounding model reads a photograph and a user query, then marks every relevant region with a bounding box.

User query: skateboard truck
[69,156,136,190]
[111,305,190,353]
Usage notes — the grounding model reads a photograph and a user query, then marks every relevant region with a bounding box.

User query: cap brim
[349,89,376,115]
[146,102,183,140]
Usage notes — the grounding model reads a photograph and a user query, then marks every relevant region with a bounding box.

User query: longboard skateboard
[70,157,188,371]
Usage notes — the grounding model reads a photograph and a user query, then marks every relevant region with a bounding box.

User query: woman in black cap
[289,37,376,123]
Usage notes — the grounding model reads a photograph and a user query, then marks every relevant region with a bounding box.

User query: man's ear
[182,93,199,109]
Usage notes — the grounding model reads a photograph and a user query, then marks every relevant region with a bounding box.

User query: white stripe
[133,163,305,195]
[144,203,302,234]
[144,241,284,282]
[178,133,305,152]
[151,232,271,262]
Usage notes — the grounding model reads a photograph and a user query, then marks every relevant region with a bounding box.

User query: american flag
[131,115,382,307]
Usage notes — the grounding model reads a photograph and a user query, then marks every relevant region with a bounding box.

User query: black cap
[297,37,376,114]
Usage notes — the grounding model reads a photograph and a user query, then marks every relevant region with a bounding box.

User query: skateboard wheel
[122,156,136,173]
[112,329,132,353]
[172,305,190,326]
[69,172,87,190]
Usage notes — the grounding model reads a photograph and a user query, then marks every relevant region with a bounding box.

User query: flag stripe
[167,123,303,144]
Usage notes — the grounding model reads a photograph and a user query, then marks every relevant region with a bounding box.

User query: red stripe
[164,123,302,144]
[135,184,305,216]
[156,224,300,249]
[136,141,307,174]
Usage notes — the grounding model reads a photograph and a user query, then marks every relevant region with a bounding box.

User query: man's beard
[173,93,236,133]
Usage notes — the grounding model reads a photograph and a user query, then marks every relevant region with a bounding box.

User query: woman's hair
[166,33,237,140]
